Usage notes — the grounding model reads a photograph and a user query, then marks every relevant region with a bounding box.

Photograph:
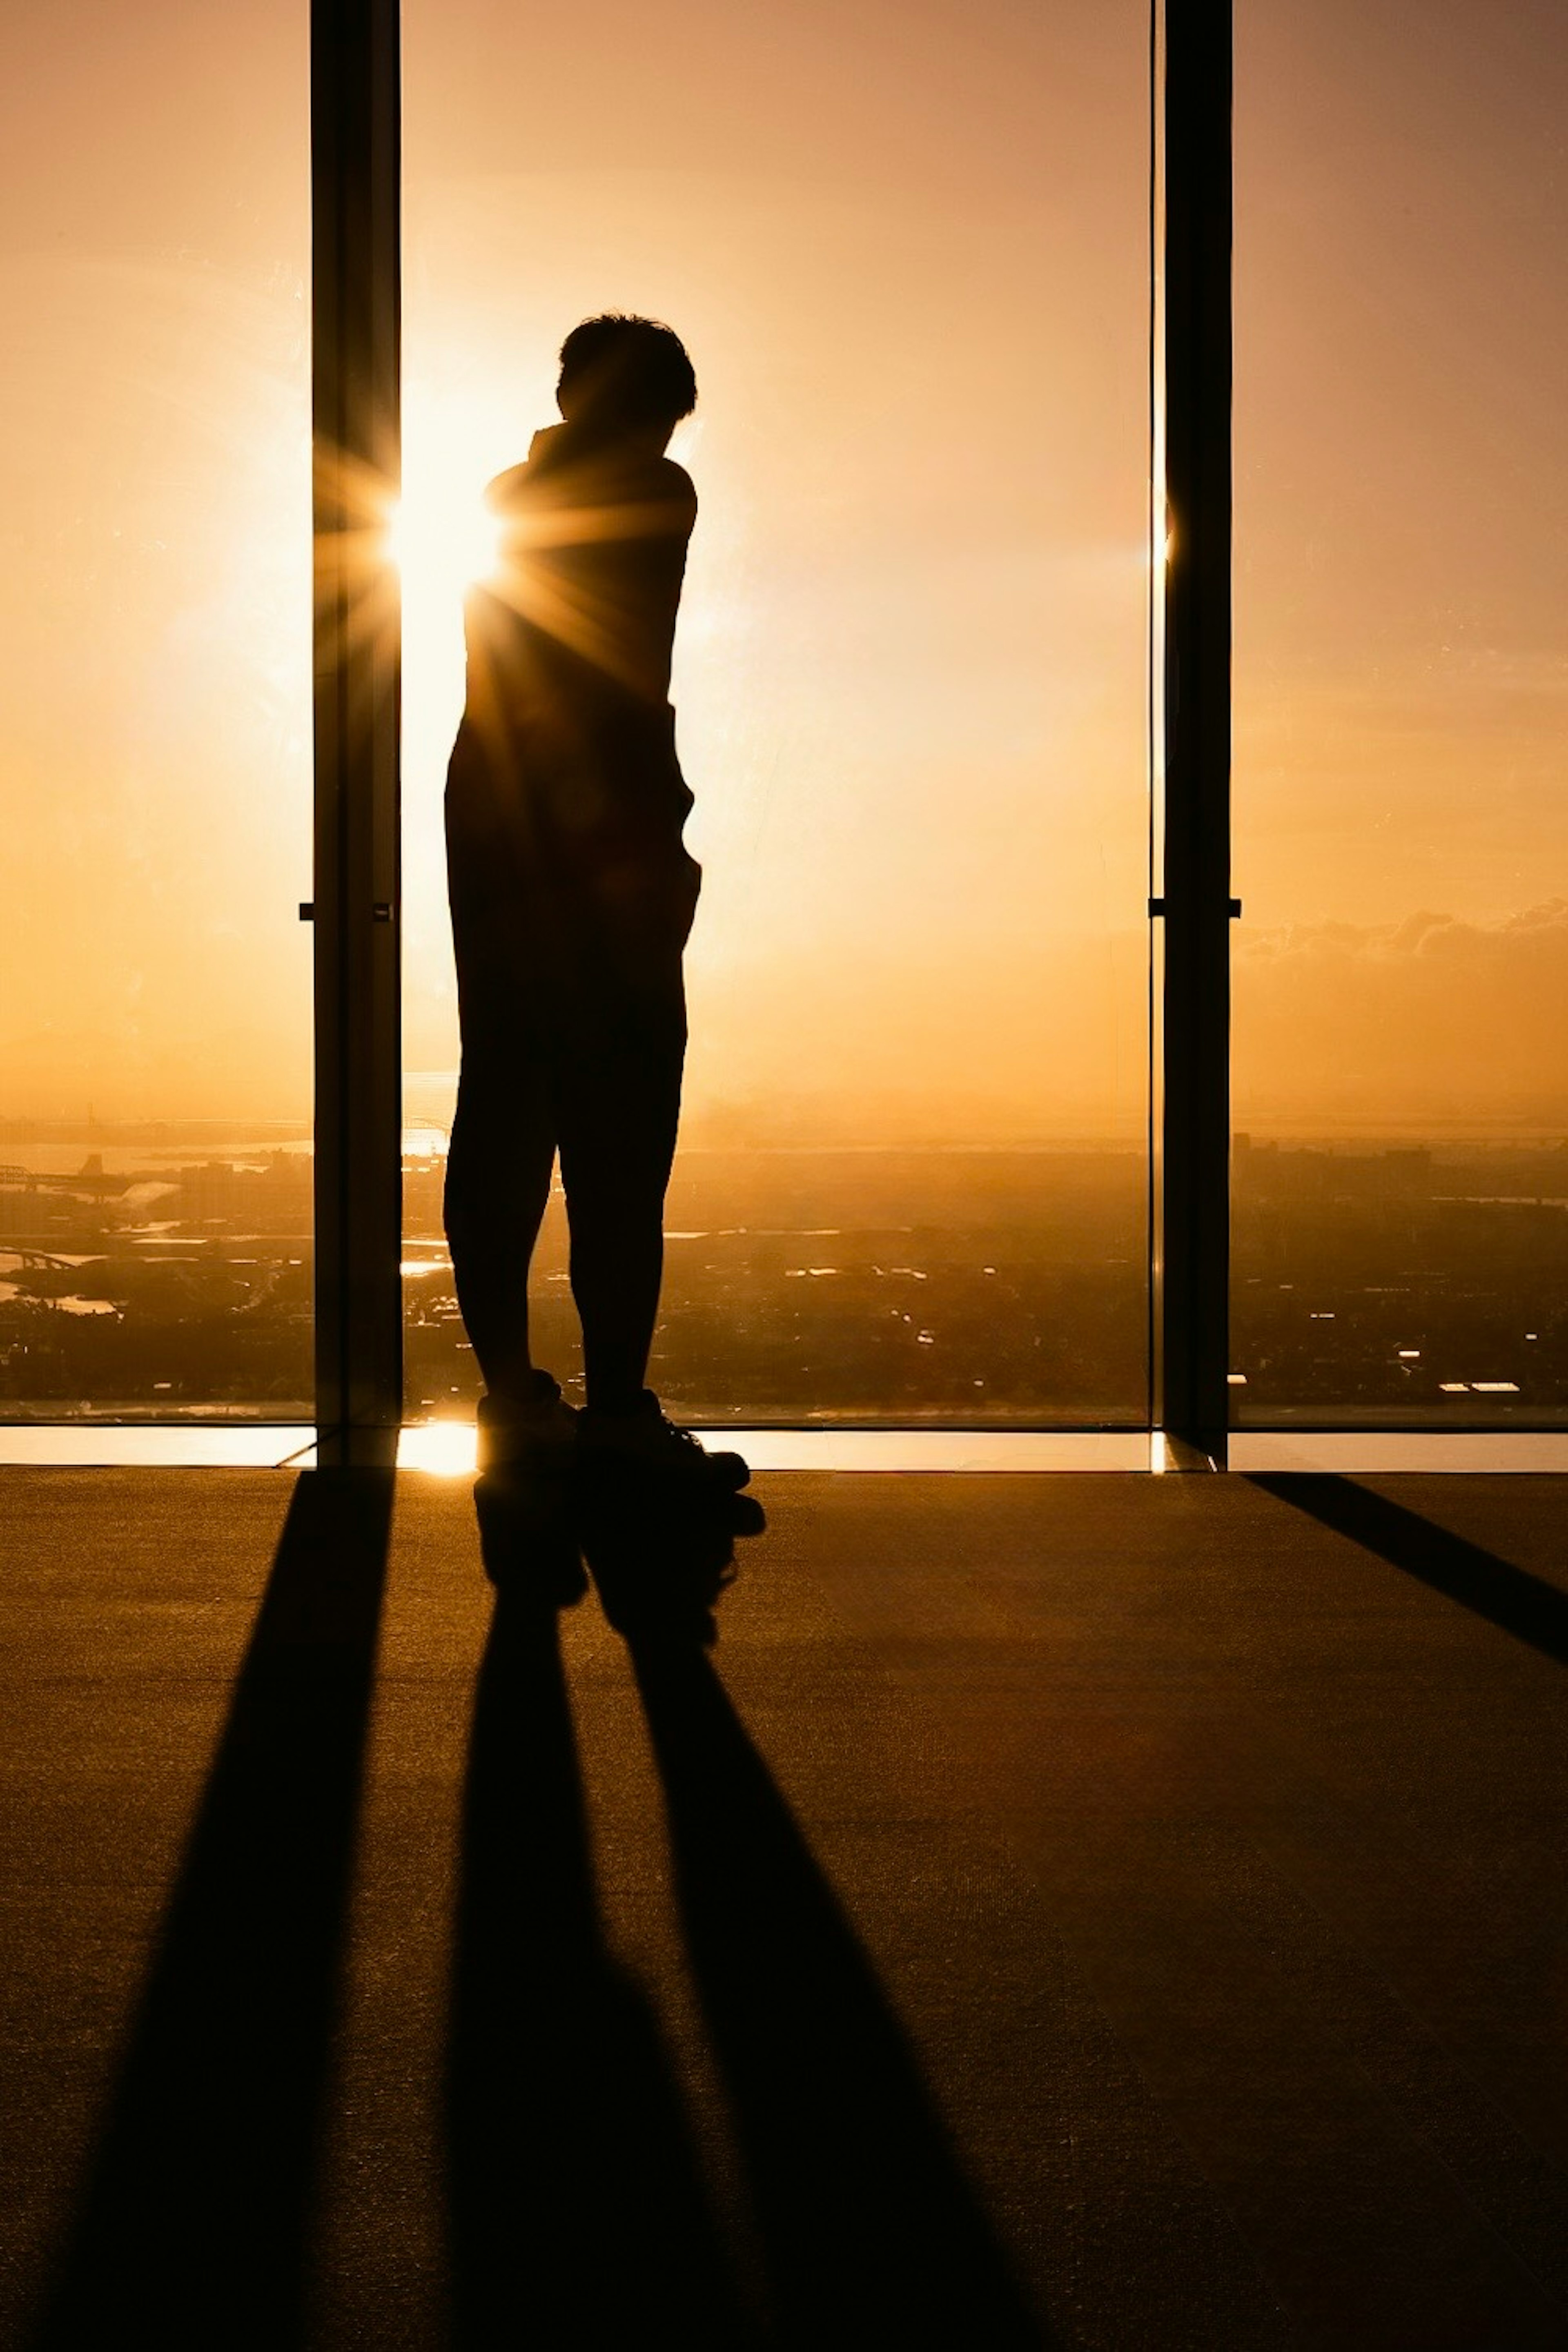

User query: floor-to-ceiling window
[399,0,1155,1428]
[16,4,1560,1452]
[1232,0,1568,1429]
[0,1,314,1421]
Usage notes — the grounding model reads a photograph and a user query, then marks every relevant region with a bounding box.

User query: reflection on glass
[0,3,313,1417]
[1232,1,1568,1426]
[402,0,1152,1423]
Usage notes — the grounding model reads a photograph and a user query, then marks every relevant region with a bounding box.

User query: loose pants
[443,764,698,1412]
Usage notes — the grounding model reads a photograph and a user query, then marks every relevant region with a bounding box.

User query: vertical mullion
[311,0,403,1459]
[1160,0,1232,1463]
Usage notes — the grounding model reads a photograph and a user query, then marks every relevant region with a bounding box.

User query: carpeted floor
[1,1468,1565,2348]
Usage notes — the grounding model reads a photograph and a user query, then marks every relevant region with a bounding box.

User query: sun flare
[394,384,528,787]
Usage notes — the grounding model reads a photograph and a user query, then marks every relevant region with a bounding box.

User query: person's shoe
[477,1376,579,1474]
[577,1391,750,1490]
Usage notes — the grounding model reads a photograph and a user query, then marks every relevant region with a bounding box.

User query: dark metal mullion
[311,0,403,1461]
[1160,0,1233,1463]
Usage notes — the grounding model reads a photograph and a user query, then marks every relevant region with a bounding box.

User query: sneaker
[477,1377,579,1474]
[577,1391,750,1490]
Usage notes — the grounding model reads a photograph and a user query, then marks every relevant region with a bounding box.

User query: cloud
[1243,900,1568,964]
[1235,901,1568,1128]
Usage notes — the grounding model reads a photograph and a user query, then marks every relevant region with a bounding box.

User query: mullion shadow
[1250,1474,1568,1666]
[27,1466,394,2352]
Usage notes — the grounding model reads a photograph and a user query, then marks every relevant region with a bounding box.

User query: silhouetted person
[444,315,747,1488]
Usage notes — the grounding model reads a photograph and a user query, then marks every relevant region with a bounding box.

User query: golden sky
[0,0,1563,1137]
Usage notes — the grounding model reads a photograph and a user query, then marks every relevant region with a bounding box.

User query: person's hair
[557,314,697,434]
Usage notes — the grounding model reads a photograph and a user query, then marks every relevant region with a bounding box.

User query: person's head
[556,314,697,445]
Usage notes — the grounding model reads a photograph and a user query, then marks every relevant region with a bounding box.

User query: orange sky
[0,0,1563,1137]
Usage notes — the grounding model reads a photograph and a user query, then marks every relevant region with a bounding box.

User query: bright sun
[388,383,517,608]
[385,481,503,598]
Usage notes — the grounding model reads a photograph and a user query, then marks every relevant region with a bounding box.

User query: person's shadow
[446,1466,763,2346]
[459,1465,1049,2347]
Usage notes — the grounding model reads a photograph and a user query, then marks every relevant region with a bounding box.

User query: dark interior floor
[1,1467,1566,2350]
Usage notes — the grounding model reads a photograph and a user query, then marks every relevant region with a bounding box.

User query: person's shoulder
[483,462,531,512]
[655,455,698,521]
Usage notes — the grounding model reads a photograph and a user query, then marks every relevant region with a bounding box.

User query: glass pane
[403,0,1152,1425]
[0,5,313,1420]
[1233,0,1568,1426]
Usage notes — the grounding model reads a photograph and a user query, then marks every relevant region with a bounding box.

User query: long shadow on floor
[461,1469,1047,2345]
[27,1467,394,2352]
[446,1477,754,2346]
[1252,1474,1568,1666]
[617,1600,1051,2341]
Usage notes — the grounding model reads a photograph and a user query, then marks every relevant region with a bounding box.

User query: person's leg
[555,967,686,1416]
[443,952,558,1409]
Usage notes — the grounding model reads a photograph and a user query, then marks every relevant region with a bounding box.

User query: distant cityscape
[405,1147,1147,1424]
[1229,1134,1568,1425]
[0,1127,314,1419]
[1,1122,1564,1425]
